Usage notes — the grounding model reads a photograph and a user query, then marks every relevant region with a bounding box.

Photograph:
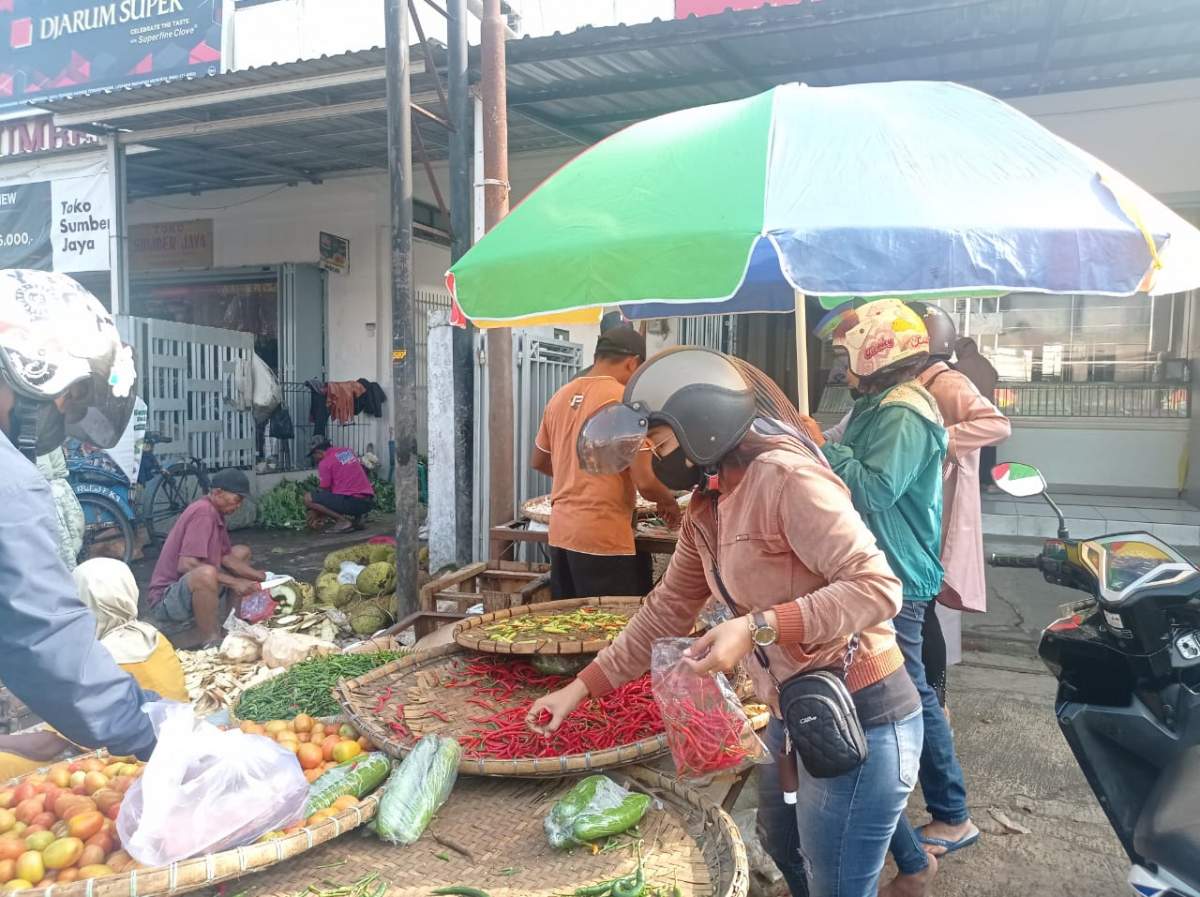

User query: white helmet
[0,269,137,455]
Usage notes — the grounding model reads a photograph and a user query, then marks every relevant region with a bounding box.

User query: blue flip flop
[918,826,980,855]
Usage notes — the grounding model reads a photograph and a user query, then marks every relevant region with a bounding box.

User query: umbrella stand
[793,290,809,415]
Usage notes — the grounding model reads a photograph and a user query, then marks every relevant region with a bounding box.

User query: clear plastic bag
[373,734,461,845]
[117,702,309,865]
[237,589,277,623]
[544,774,650,849]
[650,637,770,779]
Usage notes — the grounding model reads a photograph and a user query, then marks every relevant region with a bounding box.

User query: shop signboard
[675,0,810,17]
[0,115,101,159]
[0,0,225,114]
[319,231,349,274]
[0,154,112,272]
[129,218,213,271]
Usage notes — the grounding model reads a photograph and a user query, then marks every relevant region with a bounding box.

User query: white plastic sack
[251,354,282,421]
[261,630,338,669]
[338,561,366,585]
[117,702,308,865]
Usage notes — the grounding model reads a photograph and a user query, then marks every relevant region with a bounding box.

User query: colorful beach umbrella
[446,80,1200,329]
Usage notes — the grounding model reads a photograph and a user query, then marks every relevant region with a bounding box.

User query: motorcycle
[988,461,1200,897]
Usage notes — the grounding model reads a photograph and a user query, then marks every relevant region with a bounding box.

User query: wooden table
[491,517,680,558]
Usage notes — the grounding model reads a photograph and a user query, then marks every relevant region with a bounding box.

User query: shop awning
[29,0,1200,200]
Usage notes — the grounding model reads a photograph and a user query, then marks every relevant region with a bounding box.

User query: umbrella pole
[793,290,810,415]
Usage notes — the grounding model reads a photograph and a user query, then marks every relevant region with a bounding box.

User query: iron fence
[993,381,1190,418]
[261,382,378,473]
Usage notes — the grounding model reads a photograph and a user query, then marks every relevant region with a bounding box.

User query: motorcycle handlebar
[989,553,1040,569]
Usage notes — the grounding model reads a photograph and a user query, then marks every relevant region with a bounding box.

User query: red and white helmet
[0,269,136,451]
[828,298,931,379]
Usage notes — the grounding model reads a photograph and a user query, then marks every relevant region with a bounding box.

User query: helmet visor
[61,372,136,449]
[576,402,648,475]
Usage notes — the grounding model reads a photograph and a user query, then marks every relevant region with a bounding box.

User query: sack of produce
[117,702,309,865]
[650,637,769,779]
[261,630,338,669]
[305,752,392,816]
[544,774,650,849]
[373,734,461,845]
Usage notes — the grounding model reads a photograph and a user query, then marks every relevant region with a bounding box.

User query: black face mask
[652,448,705,492]
[849,387,865,401]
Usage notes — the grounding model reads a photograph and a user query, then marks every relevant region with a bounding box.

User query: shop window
[130,275,279,369]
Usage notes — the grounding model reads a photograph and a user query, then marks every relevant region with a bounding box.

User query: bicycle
[67,432,210,564]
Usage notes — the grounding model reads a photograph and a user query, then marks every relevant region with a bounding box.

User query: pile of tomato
[236,715,373,783]
[0,756,145,891]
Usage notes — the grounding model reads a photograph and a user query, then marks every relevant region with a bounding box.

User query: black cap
[595,326,646,362]
[308,436,332,457]
[210,468,252,496]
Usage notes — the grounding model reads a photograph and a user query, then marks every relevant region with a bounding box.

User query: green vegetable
[374,735,461,845]
[235,651,405,720]
[256,476,319,530]
[611,854,645,897]
[429,888,490,897]
[574,880,617,896]
[305,752,392,815]
[573,793,651,844]
[546,776,604,849]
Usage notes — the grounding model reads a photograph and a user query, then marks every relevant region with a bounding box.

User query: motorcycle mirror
[992,462,1047,498]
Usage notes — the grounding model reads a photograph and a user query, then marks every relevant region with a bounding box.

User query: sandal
[328,520,355,534]
[918,824,980,856]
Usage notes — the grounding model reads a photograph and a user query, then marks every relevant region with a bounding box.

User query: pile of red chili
[440,657,664,760]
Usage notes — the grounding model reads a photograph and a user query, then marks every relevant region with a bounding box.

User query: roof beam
[139,139,321,183]
[126,158,242,191]
[508,106,594,146]
[51,63,396,127]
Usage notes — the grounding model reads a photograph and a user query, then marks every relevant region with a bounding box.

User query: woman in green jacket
[819,299,971,897]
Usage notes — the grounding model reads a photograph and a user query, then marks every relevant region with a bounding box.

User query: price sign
[0,181,52,269]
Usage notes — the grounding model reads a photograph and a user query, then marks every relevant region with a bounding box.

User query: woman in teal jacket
[820,299,969,897]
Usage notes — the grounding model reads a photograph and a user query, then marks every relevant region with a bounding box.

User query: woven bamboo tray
[454,596,644,655]
[522,493,689,525]
[5,752,381,897]
[336,644,670,777]
[180,766,748,897]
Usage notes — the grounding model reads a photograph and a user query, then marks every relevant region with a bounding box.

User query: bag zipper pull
[780,728,798,804]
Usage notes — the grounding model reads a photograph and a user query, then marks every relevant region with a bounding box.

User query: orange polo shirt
[535,376,639,556]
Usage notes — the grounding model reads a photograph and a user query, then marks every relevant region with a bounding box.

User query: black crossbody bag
[705,495,868,779]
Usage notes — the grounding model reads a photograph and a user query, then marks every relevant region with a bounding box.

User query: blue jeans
[758,710,923,897]
[889,599,971,875]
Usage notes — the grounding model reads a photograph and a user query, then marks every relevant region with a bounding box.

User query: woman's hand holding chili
[684,611,777,675]
[526,678,589,735]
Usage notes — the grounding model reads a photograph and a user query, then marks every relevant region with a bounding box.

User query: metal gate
[472,331,583,561]
[117,316,256,469]
[677,314,737,354]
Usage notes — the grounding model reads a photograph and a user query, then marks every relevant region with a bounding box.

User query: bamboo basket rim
[5,752,381,897]
[453,596,644,655]
[521,493,684,525]
[336,644,670,777]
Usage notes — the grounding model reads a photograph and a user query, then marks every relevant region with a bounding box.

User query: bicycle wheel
[77,494,135,565]
[144,464,209,542]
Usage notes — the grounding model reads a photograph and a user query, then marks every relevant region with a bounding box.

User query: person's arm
[822,410,852,444]
[178,555,259,595]
[631,448,681,528]
[531,413,553,477]
[317,455,332,491]
[0,475,158,759]
[221,553,267,583]
[940,375,1012,462]
[821,406,941,514]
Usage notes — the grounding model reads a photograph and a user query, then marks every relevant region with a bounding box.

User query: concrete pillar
[427,309,458,571]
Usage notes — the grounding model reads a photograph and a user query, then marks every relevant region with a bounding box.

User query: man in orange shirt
[532,328,680,599]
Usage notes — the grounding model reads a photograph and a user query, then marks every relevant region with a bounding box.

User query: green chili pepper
[429,888,491,897]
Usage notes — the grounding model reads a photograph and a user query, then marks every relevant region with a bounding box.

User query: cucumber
[572,793,651,844]
[304,752,392,815]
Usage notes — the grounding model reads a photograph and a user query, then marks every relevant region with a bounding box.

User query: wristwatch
[747,612,778,647]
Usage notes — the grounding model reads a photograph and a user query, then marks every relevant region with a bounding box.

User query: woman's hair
[859,353,930,395]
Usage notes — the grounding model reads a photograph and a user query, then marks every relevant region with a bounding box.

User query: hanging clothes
[268,405,295,440]
[326,380,366,424]
[355,379,388,418]
[306,379,329,437]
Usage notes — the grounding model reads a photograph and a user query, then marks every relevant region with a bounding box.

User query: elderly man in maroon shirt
[148,469,267,648]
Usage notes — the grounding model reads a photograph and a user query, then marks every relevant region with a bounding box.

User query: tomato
[109,776,133,795]
[14,851,43,885]
[76,865,112,880]
[42,837,84,871]
[0,859,13,882]
[0,839,21,862]
[29,813,54,831]
[23,832,53,853]
[293,714,314,733]
[61,799,97,821]
[56,868,79,884]
[330,796,358,812]
[0,793,12,812]
[12,799,43,827]
[320,735,341,762]
[0,811,14,835]
[105,850,131,873]
[103,803,122,821]
[82,773,109,795]
[84,831,114,856]
[79,760,103,775]
[303,769,322,784]
[297,744,323,771]
[38,785,60,808]
[338,724,357,740]
[66,811,104,842]
[3,879,33,892]
[77,845,105,869]
[46,767,70,790]
[331,741,362,764]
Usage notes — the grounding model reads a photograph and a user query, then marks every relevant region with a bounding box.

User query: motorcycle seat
[1134,744,1200,890]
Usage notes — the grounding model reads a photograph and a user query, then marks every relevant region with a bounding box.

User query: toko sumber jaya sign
[0,155,112,272]
[0,0,225,113]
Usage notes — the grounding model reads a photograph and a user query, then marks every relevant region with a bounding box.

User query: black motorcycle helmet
[908,301,957,360]
[576,347,756,486]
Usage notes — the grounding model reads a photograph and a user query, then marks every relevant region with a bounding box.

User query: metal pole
[482,0,514,549]
[447,0,474,564]
[385,0,419,617]
[106,135,128,315]
[793,290,809,415]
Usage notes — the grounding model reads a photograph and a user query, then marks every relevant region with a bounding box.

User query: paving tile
[1150,523,1200,547]
[1134,509,1200,525]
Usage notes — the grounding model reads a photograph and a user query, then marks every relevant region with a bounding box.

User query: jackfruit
[334,583,359,608]
[368,544,396,565]
[322,543,374,573]
[356,562,396,597]
[349,599,394,636]
[315,572,341,605]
